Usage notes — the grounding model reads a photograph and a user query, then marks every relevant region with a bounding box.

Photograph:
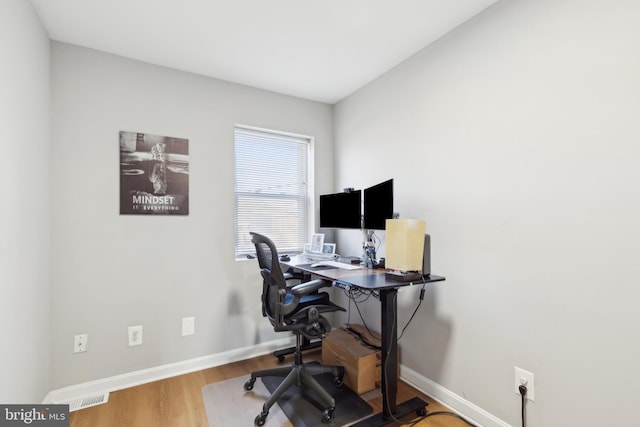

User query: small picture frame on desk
[322,243,336,255]
[311,233,325,253]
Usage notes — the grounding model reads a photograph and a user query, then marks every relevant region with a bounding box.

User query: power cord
[344,287,378,339]
[519,384,527,427]
[397,283,426,341]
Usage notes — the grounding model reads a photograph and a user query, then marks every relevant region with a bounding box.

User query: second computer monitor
[363,179,394,230]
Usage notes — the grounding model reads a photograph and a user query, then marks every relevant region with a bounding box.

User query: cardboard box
[322,324,382,394]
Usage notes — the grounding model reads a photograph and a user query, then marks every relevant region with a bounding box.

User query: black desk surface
[334,273,445,290]
[283,255,445,290]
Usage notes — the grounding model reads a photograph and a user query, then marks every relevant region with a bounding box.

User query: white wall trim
[44,339,508,427]
[43,337,295,404]
[400,364,511,427]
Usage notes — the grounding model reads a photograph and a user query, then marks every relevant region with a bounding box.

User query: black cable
[344,287,377,339]
[346,287,375,303]
[371,231,381,254]
[397,283,426,341]
[345,287,359,325]
[345,286,372,326]
[519,385,527,427]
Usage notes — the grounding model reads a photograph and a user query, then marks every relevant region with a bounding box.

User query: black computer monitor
[363,179,393,230]
[319,190,362,229]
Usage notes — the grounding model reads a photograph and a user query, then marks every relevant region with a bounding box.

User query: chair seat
[284,291,330,307]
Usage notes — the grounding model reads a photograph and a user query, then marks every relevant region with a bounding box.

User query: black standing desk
[282,256,445,426]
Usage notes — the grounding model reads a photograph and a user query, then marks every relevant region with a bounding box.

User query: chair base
[244,334,345,426]
[244,362,344,416]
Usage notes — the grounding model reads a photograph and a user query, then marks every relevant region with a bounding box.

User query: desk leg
[380,287,398,417]
[351,288,427,427]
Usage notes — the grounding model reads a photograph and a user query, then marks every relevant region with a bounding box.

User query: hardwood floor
[69,349,472,427]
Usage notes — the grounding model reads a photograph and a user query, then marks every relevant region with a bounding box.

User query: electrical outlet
[515,366,535,401]
[74,334,88,353]
[182,317,195,336]
[128,325,143,346]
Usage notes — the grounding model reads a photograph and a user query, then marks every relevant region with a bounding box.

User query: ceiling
[29,0,499,104]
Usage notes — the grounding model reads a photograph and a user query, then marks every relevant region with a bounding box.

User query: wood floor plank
[69,350,472,427]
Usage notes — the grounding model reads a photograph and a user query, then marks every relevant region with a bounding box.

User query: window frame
[233,124,315,259]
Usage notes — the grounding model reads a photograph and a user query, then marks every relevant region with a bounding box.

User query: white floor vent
[61,392,110,412]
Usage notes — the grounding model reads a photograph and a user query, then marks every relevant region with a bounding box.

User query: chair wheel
[417,407,427,416]
[334,372,344,387]
[254,411,268,426]
[321,408,335,423]
[277,355,285,362]
[244,378,256,391]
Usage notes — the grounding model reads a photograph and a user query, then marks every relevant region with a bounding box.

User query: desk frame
[283,257,445,426]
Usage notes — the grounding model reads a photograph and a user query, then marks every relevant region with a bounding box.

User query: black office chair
[255,250,323,363]
[244,232,346,426]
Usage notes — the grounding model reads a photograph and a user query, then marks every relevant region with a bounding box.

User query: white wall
[334,0,640,425]
[0,0,51,402]
[49,42,334,389]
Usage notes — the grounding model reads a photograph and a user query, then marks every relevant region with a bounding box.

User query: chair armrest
[290,279,331,296]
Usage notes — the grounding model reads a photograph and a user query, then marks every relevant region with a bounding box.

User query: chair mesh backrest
[250,232,287,320]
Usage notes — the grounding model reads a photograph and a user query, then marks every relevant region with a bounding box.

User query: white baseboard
[44,339,509,427]
[400,364,511,427]
[43,337,295,405]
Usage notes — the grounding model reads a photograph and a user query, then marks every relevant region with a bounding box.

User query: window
[234,125,312,258]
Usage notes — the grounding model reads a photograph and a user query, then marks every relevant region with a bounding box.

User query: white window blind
[234,126,310,258]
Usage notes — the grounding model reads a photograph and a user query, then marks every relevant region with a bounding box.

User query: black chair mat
[261,363,373,427]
